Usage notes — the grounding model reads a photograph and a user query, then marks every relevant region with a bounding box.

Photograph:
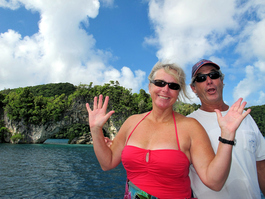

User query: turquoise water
[0,139,264,199]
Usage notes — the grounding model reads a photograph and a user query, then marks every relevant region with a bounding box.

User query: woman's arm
[190,98,251,191]
[86,94,127,171]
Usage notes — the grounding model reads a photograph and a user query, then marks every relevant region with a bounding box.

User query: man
[188,59,265,199]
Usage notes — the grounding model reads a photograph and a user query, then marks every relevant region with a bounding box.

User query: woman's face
[149,68,180,109]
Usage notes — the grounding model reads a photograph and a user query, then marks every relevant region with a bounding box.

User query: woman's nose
[162,84,170,91]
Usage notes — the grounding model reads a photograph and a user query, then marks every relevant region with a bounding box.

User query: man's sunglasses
[194,71,221,83]
[150,80,180,90]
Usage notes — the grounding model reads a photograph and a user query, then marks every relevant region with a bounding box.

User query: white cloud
[250,20,265,60]
[251,91,265,106]
[119,68,146,92]
[256,91,265,105]
[99,0,115,8]
[145,0,265,105]
[236,19,265,62]
[0,0,20,9]
[146,0,238,67]
[1,0,265,105]
[183,86,201,105]
[0,0,145,93]
[233,65,262,101]
[254,60,265,72]
[208,56,228,68]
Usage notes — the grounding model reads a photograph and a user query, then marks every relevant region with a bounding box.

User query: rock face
[3,98,118,144]
[70,134,93,144]
[4,117,68,144]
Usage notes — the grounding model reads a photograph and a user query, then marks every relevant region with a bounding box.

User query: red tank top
[121,111,191,199]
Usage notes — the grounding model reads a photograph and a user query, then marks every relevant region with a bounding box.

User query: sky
[0,0,265,107]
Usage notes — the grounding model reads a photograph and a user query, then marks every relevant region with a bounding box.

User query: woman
[86,62,250,199]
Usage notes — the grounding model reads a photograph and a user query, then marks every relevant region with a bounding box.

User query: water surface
[1,139,264,199]
[0,141,126,199]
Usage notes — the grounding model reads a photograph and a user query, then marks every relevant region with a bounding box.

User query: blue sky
[0,0,265,107]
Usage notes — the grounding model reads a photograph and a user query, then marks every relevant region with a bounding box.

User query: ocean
[0,140,127,199]
[0,139,264,199]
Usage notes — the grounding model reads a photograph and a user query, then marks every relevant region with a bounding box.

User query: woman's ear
[148,83,151,93]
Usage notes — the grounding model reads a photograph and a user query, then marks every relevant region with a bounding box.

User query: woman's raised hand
[86,95,115,130]
[215,98,251,140]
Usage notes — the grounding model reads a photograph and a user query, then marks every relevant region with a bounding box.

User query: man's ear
[190,84,197,94]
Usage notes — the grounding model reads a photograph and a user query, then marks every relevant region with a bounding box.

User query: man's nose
[205,75,213,84]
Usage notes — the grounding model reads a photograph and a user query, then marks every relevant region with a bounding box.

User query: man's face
[191,64,224,104]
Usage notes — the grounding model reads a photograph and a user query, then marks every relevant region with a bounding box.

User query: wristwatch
[218,136,236,146]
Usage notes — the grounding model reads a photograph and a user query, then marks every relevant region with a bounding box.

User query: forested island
[0,82,264,144]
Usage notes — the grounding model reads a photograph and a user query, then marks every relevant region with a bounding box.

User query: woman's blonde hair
[148,62,190,101]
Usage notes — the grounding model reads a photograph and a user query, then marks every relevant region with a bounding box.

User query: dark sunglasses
[150,80,180,90]
[194,71,221,83]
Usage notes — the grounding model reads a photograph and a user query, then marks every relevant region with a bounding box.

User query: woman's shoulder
[122,112,150,127]
[126,112,150,122]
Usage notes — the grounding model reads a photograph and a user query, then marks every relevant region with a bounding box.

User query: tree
[3,88,68,125]
[246,105,265,136]
[0,120,9,143]
[174,102,200,116]
[1,81,264,141]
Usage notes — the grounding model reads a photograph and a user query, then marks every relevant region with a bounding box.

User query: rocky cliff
[3,98,117,144]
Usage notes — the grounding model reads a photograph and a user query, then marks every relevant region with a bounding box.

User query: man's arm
[257,160,265,195]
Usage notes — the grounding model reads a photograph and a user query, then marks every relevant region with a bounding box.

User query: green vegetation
[72,81,152,114]
[0,82,153,141]
[52,123,91,143]
[0,82,264,143]
[1,82,76,97]
[247,105,265,136]
[10,133,24,143]
[0,120,9,143]
[0,93,5,109]
[70,81,153,129]
[174,102,201,116]
[3,87,68,125]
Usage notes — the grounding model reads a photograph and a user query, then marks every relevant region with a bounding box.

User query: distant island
[0,82,264,144]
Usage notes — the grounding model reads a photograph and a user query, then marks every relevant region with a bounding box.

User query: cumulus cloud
[145,0,238,67]
[233,65,262,101]
[1,0,265,105]
[232,59,265,105]
[255,91,265,105]
[146,0,265,105]
[0,0,145,93]
[0,0,21,9]
[99,0,115,8]
[183,86,201,104]
[254,60,265,72]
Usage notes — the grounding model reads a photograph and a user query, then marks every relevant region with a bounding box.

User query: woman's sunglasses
[194,71,221,83]
[150,80,180,90]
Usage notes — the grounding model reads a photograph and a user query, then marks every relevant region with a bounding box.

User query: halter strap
[125,111,151,146]
[125,110,180,150]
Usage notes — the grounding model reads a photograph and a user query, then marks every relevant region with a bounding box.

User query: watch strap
[218,136,236,146]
